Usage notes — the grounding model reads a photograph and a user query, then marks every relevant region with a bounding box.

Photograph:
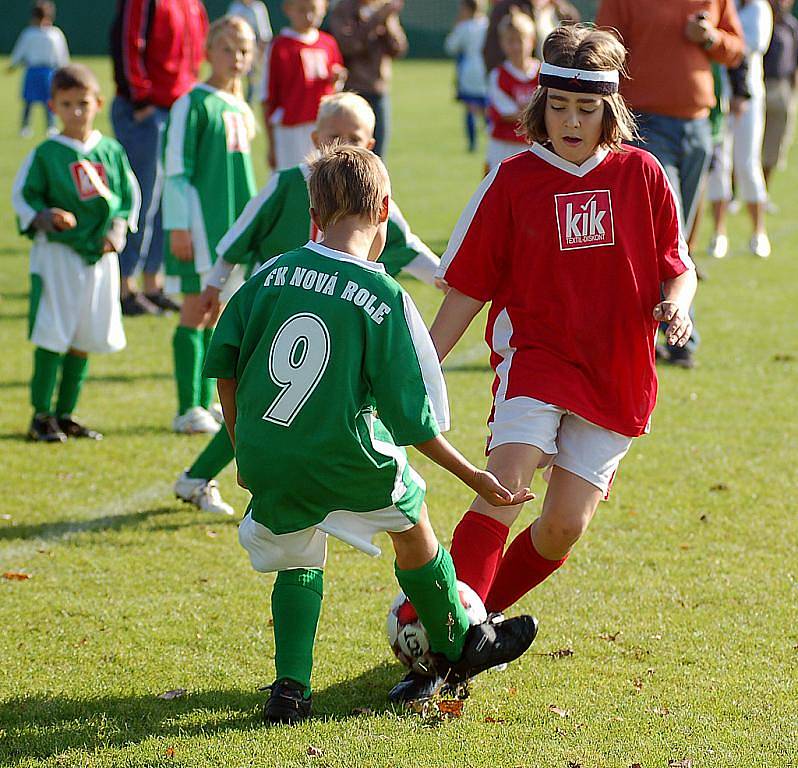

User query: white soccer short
[239,504,417,573]
[486,138,527,171]
[273,122,315,171]
[488,396,634,495]
[29,236,126,355]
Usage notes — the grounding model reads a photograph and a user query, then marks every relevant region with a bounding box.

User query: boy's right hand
[198,285,221,316]
[471,469,534,508]
[50,208,77,231]
[170,229,193,261]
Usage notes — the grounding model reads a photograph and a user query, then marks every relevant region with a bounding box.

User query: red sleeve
[266,39,283,115]
[595,0,628,39]
[122,0,153,103]
[330,35,344,68]
[439,165,511,302]
[707,0,745,67]
[646,156,693,281]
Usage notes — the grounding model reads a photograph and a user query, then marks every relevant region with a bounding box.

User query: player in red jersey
[260,0,345,170]
[486,7,540,170]
[432,25,698,627]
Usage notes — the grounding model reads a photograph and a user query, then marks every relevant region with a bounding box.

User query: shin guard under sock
[485,524,568,613]
[30,347,63,415]
[55,353,88,417]
[173,326,203,415]
[271,568,323,695]
[449,510,510,602]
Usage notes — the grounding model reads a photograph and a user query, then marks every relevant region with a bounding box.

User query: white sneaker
[708,234,729,259]
[20,126,33,138]
[174,471,235,515]
[172,406,221,434]
[208,402,224,424]
[750,233,771,259]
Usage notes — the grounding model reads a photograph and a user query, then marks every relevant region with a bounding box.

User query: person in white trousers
[708,0,774,258]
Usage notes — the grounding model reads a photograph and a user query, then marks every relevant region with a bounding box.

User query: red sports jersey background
[487,63,540,143]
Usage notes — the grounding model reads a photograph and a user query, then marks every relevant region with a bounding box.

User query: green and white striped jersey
[204,241,449,534]
[162,84,257,278]
[12,131,140,264]
[216,163,440,282]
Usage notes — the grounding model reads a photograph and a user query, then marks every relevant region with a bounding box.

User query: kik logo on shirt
[300,48,330,81]
[554,189,615,251]
[69,161,110,201]
[223,112,251,154]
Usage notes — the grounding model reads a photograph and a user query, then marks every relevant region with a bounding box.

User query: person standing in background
[707,0,773,259]
[445,0,489,153]
[9,1,69,138]
[762,0,798,198]
[596,0,744,369]
[110,0,208,317]
[483,0,580,72]
[329,0,408,158]
[228,0,273,101]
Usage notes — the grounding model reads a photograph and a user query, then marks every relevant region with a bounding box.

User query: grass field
[1,57,797,768]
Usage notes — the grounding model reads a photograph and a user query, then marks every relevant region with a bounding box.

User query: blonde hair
[206,15,255,102]
[308,145,390,230]
[498,6,536,41]
[521,24,638,150]
[316,92,376,134]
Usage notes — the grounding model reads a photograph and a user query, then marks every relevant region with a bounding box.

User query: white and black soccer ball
[386,581,487,674]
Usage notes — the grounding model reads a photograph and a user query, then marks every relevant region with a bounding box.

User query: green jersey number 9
[263,313,331,427]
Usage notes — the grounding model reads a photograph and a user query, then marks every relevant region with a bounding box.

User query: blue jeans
[631,112,710,355]
[111,96,169,278]
[361,92,391,158]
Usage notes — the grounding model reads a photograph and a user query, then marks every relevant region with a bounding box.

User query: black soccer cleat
[57,417,103,440]
[436,615,539,685]
[28,414,67,443]
[388,671,445,705]
[262,679,312,725]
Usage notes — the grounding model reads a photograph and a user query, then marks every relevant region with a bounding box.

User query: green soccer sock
[271,568,324,695]
[55,353,89,417]
[395,546,470,663]
[187,427,235,480]
[173,326,203,415]
[30,347,63,415]
[200,327,216,410]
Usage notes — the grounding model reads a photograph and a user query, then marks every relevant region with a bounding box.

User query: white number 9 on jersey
[263,313,331,427]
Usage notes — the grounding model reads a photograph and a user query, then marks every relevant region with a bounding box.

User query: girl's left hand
[471,469,535,508]
[653,301,692,347]
[170,229,194,262]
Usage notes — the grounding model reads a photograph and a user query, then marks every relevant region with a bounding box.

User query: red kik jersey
[263,29,344,126]
[439,144,694,437]
[487,61,540,143]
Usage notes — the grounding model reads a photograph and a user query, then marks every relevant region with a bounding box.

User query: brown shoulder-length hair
[520,25,639,151]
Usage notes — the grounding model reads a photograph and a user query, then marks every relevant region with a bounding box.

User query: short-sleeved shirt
[487,61,540,143]
[12,131,140,264]
[10,25,69,69]
[261,29,344,125]
[217,163,440,282]
[438,143,694,437]
[205,241,449,534]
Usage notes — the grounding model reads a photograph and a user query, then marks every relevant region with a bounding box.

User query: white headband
[539,63,620,94]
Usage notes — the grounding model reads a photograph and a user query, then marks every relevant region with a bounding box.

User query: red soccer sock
[449,510,510,602]
[485,525,568,613]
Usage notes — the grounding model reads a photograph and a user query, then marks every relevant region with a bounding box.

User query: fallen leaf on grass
[699,514,708,522]
[538,647,574,659]
[307,745,324,757]
[507,686,517,697]
[548,704,569,718]
[165,746,175,758]
[772,353,795,362]
[567,763,582,768]
[668,760,693,768]
[206,530,218,538]
[630,763,643,768]
[653,706,671,716]
[157,688,187,700]
[679,543,691,550]
[709,483,728,492]
[599,631,620,642]
[483,716,505,723]
[632,678,643,692]
[436,699,465,718]
[3,572,31,581]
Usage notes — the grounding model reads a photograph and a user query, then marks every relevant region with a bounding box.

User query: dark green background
[1,0,600,59]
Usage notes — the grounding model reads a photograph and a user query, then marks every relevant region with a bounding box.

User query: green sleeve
[12,149,48,235]
[164,94,200,182]
[204,289,246,380]
[216,171,285,265]
[114,145,141,233]
[365,287,447,446]
[379,200,440,284]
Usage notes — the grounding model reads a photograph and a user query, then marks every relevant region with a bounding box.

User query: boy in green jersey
[205,146,539,724]
[12,64,140,442]
[174,92,443,516]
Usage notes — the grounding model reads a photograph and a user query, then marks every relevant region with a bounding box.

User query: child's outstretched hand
[198,285,221,316]
[653,301,692,348]
[50,208,77,231]
[471,469,534,508]
[170,229,193,261]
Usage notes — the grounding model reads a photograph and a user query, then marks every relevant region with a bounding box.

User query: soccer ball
[386,581,487,674]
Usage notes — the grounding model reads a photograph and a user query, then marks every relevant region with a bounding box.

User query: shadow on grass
[0,506,201,544]
[0,661,403,762]
[0,371,172,389]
